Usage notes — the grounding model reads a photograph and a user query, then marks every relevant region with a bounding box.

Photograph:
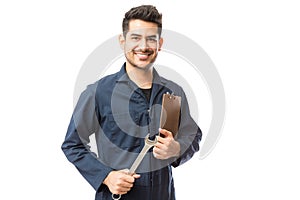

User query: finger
[127,171,140,179]
[156,135,167,144]
[154,142,167,150]
[122,174,135,183]
[153,146,166,157]
[132,173,141,179]
[115,171,134,185]
[116,175,134,186]
[115,174,139,193]
[112,182,132,194]
[113,186,131,195]
[159,128,173,138]
[153,149,165,159]
[118,182,133,189]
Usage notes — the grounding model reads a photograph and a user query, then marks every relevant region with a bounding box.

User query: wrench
[112,134,158,200]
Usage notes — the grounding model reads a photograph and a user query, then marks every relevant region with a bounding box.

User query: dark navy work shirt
[62,64,202,200]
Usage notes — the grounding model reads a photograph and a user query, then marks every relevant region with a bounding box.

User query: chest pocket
[105,112,146,152]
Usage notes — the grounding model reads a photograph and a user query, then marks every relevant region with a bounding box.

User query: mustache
[132,48,155,54]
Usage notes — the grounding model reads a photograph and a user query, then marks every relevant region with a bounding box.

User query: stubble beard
[125,48,158,71]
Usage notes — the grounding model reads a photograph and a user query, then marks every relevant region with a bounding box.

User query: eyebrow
[129,33,158,38]
[129,33,141,37]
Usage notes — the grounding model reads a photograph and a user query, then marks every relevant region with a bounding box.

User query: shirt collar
[116,63,167,86]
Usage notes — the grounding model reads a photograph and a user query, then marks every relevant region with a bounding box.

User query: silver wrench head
[145,134,158,146]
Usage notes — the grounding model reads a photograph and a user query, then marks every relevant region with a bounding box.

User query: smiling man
[62,5,202,200]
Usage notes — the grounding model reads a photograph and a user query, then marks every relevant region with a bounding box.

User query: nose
[138,38,148,50]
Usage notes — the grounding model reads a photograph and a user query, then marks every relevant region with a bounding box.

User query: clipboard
[159,93,181,137]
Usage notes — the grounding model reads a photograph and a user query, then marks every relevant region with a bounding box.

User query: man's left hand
[153,128,180,160]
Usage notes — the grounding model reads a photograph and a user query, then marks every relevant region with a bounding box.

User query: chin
[135,58,157,68]
[134,62,153,70]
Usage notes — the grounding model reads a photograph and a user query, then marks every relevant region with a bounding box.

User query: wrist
[103,171,113,186]
[103,176,108,186]
[174,141,181,157]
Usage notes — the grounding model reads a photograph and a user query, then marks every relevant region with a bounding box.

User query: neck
[125,63,153,89]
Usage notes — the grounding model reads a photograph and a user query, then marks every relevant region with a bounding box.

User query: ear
[158,37,164,51]
[119,34,125,50]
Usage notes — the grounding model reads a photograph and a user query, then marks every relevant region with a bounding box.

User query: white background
[1,0,299,199]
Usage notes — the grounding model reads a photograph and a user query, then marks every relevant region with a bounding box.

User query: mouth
[133,50,154,60]
[135,52,151,60]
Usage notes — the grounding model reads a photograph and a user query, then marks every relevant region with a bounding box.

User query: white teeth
[136,53,149,55]
[136,53,149,59]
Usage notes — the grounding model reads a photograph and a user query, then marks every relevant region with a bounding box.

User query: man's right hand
[103,169,140,195]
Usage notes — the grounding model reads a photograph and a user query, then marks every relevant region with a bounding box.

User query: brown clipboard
[159,93,181,137]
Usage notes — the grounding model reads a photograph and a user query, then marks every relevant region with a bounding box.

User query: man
[62,5,202,200]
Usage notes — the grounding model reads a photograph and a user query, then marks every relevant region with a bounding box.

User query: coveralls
[62,64,202,200]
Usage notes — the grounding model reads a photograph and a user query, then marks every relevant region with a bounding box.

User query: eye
[131,36,140,41]
[147,37,157,43]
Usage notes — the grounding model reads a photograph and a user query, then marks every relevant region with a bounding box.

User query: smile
[134,52,152,60]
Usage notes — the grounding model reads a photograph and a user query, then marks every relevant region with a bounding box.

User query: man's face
[120,19,163,70]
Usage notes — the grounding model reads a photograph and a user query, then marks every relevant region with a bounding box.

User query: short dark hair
[122,5,162,37]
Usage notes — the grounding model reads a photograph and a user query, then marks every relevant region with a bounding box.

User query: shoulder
[97,71,119,86]
[160,76,185,96]
[91,70,121,93]
[79,71,119,97]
